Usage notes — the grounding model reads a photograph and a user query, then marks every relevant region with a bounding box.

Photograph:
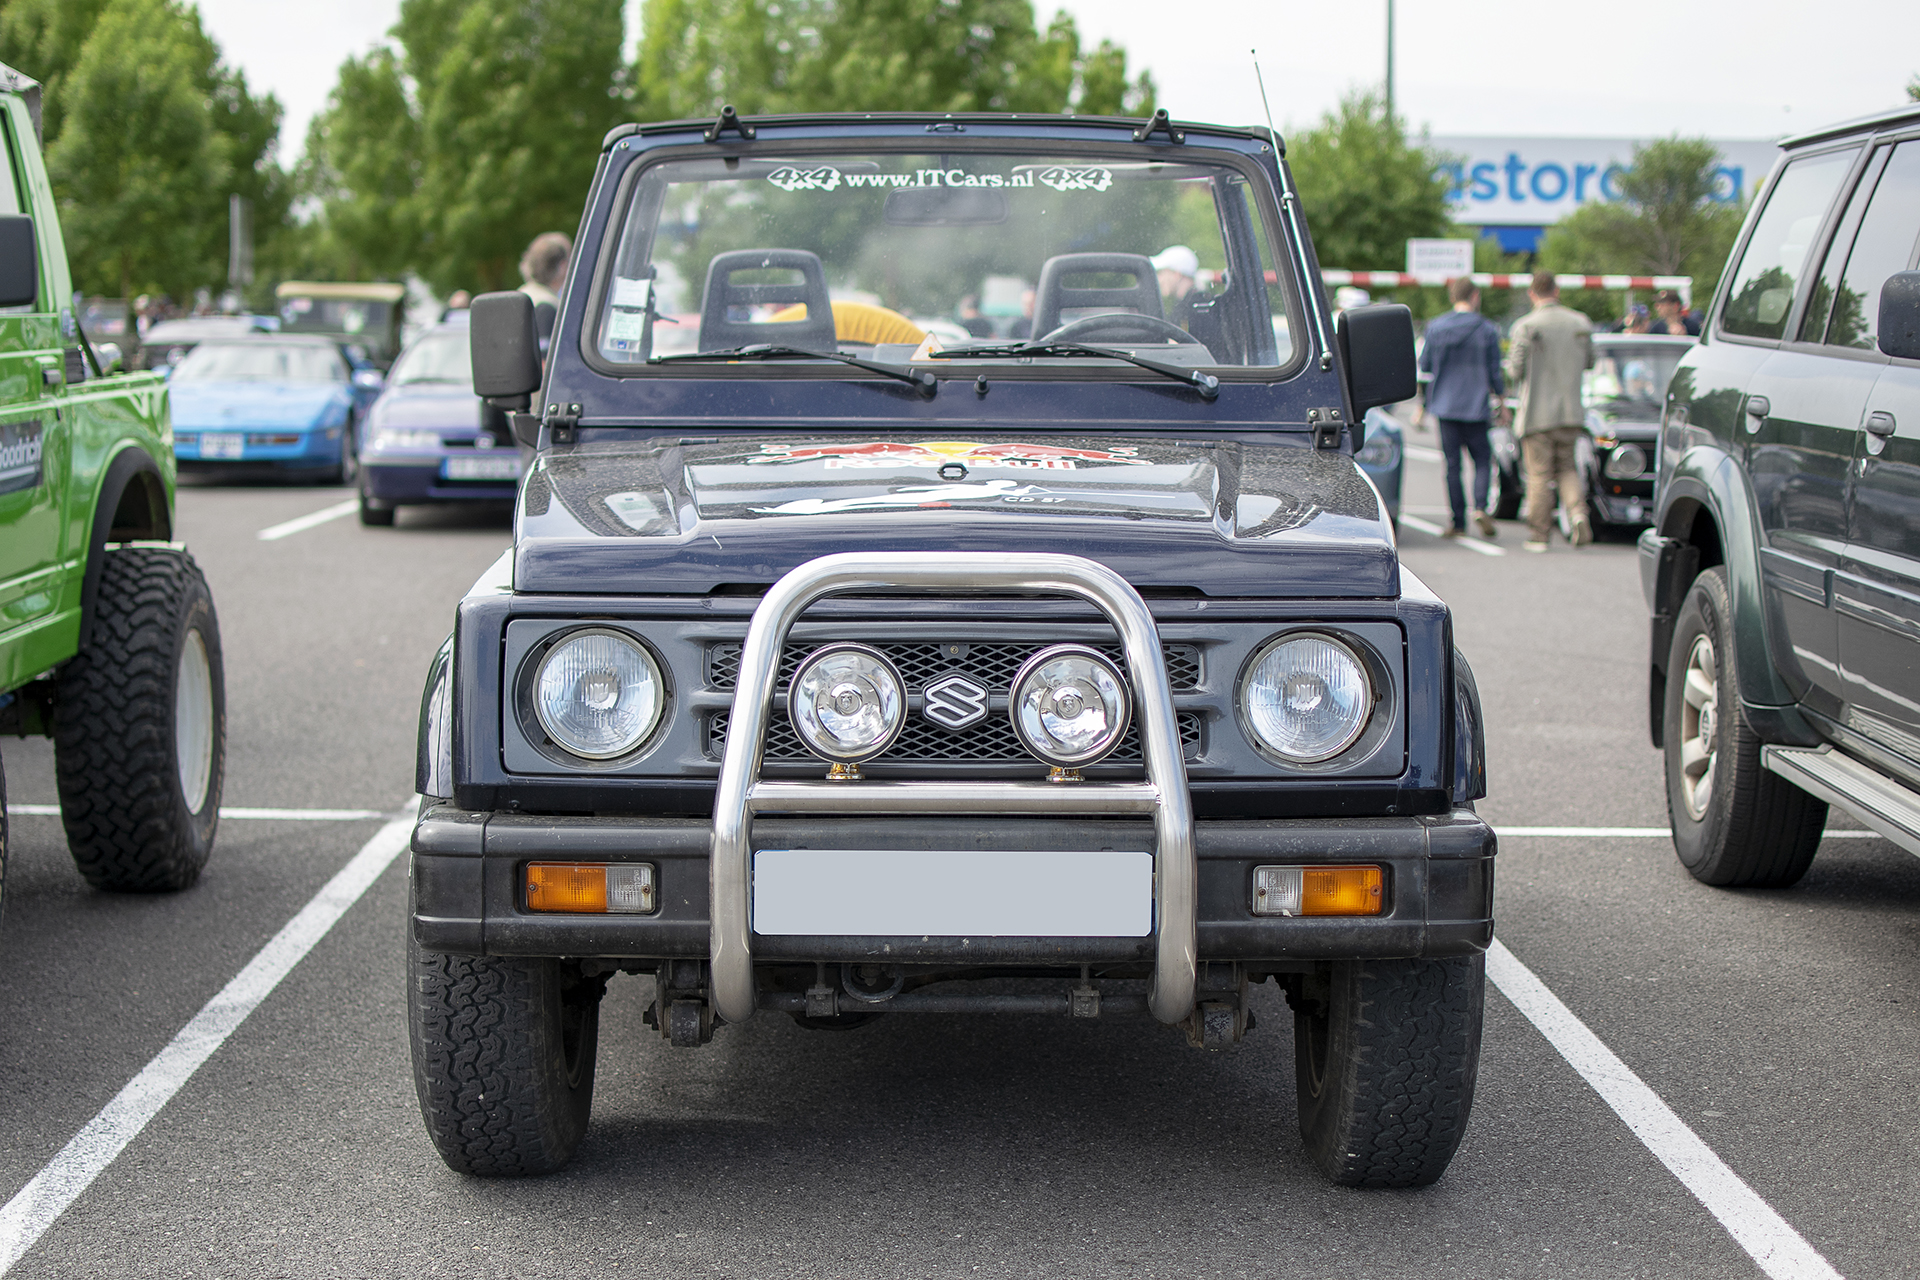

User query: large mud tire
[408,931,604,1176]
[1294,953,1484,1188]
[1663,566,1827,887]
[53,548,224,892]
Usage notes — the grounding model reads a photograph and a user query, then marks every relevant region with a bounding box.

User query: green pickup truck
[0,63,225,921]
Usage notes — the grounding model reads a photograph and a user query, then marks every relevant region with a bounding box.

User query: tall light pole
[1385,0,1396,123]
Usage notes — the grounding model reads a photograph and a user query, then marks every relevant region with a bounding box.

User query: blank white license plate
[752,849,1153,937]
[200,432,244,459]
[442,455,519,480]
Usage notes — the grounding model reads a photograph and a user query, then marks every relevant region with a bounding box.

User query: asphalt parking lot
[2,450,1916,1279]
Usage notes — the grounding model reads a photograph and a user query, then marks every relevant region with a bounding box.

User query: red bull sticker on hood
[746,440,1149,471]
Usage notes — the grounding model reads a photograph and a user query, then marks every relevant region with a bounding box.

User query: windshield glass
[280,297,392,338]
[596,150,1295,371]
[1584,342,1688,410]
[173,342,346,383]
[390,332,473,385]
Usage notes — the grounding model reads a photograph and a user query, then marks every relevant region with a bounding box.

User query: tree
[297,48,425,281]
[1908,73,1919,102]
[1287,91,1453,272]
[629,1,1150,122]
[0,0,111,145]
[1536,137,1746,317]
[47,0,229,299]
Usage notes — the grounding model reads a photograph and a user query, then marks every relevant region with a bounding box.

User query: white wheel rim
[176,628,215,814]
[1678,633,1718,820]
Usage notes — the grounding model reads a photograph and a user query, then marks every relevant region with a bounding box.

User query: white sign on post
[1406,239,1475,277]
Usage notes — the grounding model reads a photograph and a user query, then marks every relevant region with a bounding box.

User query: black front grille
[708,709,1204,766]
[708,640,1200,693]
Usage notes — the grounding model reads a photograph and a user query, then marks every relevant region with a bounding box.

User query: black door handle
[1746,394,1770,418]
[1867,410,1896,437]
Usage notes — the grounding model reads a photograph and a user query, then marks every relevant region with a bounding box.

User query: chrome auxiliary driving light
[1240,632,1373,763]
[1009,644,1131,767]
[789,644,906,766]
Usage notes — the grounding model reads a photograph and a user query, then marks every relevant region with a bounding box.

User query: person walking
[1506,273,1595,552]
[1417,277,1504,540]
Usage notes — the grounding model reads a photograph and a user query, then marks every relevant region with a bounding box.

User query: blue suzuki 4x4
[408,108,1493,1188]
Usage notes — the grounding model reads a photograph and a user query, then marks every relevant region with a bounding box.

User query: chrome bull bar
[709,551,1197,1026]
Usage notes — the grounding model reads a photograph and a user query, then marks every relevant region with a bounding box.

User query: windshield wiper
[927,341,1219,400]
[649,344,936,397]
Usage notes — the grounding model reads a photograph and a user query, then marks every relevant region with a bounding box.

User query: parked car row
[160,318,524,523]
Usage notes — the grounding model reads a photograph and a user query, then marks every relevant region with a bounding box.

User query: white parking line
[0,805,417,1276]
[256,499,358,542]
[1487,939,1842,1280]
[1400,513,1507,557]
[7,804,386,821]
[1496,825,1879,839]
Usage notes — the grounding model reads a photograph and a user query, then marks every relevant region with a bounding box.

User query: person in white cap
[1151,244,1200,327]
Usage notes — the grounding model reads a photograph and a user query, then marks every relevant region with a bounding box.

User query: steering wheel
[1038,312,1203,346]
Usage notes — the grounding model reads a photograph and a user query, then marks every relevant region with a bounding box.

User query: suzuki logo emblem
[922,673,990,730]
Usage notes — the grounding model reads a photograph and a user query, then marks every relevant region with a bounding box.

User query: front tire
[358,474,396,526]
[408,932,604,1176]
[1663,566,1826,886]
[1293,954,1484,1188]
[53,548,224,892]
[331,421,360,486]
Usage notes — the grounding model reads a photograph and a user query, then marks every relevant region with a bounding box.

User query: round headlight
[1604,442,1648,479]
[790,645,905,763]
[1010,645,1131,767]
[1241,633,1373,763]
[532,628,665,760]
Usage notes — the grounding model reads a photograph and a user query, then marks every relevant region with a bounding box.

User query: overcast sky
[195,0,1919,164]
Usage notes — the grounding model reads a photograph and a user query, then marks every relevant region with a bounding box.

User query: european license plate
[200,432,244,459]
[442,455,520,481]
[751,849,1153,937]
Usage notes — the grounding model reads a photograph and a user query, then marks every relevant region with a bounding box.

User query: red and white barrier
[1322,271,1691,307]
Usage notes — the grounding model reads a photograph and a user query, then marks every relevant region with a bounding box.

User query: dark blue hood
[511,433,1398,598]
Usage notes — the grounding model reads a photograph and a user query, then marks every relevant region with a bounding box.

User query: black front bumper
[412,806,1495,964]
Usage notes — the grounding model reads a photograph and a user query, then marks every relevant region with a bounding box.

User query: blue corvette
[357,320,522,526]
[169,336,376,481]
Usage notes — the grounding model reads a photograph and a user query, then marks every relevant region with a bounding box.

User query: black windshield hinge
[542,402,581,443]
[704,104,756,143]
[1131,108,1184,144]
[1307,407,1345,449]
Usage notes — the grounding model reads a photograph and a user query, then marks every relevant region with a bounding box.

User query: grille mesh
[708,640,1200,693]
[708,709,1204,765]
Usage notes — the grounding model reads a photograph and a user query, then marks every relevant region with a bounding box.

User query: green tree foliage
[1288,92,1453,273]
[630,1,1151,121]
[0,0,111,144]
[4,0,284,302]
[1908,73,1918,102]
[1536,137,1745,319]
[303,0,627,294]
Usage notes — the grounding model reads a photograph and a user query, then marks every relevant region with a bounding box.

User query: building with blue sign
[1429,136,1783,253]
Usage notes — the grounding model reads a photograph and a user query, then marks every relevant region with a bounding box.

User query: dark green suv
[1643,103,1920,883]
[0,64,226,921]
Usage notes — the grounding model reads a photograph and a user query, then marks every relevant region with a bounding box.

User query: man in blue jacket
[1417,277,1505,539]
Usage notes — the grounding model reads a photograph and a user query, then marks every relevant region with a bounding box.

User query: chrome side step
[1763,745,1920,858]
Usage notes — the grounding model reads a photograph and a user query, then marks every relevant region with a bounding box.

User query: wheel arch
[1649,446,1812,746]
[77,445,173,652]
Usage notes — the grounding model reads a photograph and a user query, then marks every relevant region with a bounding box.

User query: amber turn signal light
[1251,864,1383,917]
[525,862,655,914]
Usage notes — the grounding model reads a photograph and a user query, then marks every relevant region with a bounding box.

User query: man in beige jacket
[1505,274,1594,550]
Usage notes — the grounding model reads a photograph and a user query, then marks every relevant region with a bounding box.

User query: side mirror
[1336,303,1417,416]
[0,214,38,307]
[353,368,384,391]
[471,291,541,407]
[1879,271,1920,361]
[93,342,122,375]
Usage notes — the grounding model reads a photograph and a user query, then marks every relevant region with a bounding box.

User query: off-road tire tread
[408,938,597,1176]
[53,548,223,892]
[1664,567,1827,887]
[1296,954,1484,1189]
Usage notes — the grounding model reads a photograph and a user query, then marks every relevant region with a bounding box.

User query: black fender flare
[1451,647,1486,805]
[76,446,172,652]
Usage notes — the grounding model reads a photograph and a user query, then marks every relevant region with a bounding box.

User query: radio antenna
[1251,49,1278,140]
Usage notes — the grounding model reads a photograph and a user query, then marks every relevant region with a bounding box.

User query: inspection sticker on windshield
[0,416,44,495]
